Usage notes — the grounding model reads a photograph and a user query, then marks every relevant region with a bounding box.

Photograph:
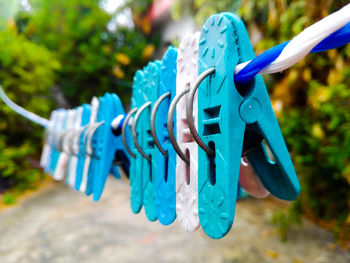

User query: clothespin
[40,111,57,171]
[129,70,146,213]
[185,13,300,239]
[80,97,99,194]
[74,104,91,191]
[90,93,129,201]
[54,109,76,181]
[171,32,201,232]
[49,109,67,175]
[66,106,84,188]
[132,61,161,221]
[152,46,178,225]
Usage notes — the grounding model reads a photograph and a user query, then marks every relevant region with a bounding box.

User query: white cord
[0,85,50,127]
[235,4,350,75]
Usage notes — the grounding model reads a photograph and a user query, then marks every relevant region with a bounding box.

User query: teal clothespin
[138,61,161,221]
[129,70,146,213]
[194,13,300,239]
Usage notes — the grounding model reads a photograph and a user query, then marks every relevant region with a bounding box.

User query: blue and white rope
[235,4,350,85]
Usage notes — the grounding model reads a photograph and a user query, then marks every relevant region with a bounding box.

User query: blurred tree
[171,0,350,243]
[0,27,59,196]
[22,0,158,106]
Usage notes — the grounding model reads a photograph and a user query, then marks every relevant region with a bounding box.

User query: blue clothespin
[90,93,130,201]
[154,47,178,225]
[129,70,146,213]
[49,109,67,175]
[192,13,299,239]
[74,104,91,191]
[41,110,57,173]
[136,61,161,221]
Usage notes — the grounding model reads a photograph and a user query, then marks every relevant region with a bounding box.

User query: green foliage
[21,0,158,105]
[2,192,16,204]
[0,28,58,194]
[171,0,350,240]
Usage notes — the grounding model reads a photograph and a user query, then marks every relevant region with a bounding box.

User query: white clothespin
[175,32,201,232]
[80,97,99,193]
[66,106,83,188]
[53,109,76,181]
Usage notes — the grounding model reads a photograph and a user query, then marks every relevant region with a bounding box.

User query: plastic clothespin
[65,106,84,188]
[40,110,57,171]
[129,70,146,213]
[224,13,300,201]
[138,60,161,221]
[80,97,99,194]
[154,46,178,225]
[49,109,67,175]
[53,109,77,181]
[74,104,91,191]
[90,93,129,201]
[195,13,300,239]
[175,32,201,232]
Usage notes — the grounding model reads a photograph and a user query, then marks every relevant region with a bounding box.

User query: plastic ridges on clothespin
[53,109,76,181]
[155,46,178,225]
[48,109,67,175]
[40,111,56,171]
[175,32,201,232]
[66,106,83,187]
[129,70,146,213]
[222,12,300,200]
[80,97,99,194]
[74,104,91,191]
[91,93,129,201]
[139,60,161,221]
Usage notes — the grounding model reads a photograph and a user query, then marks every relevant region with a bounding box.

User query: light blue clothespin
[49,109,67,175]
[74,104,91,191]
[190,13,300,239]
[154,46,178,225]
[132,61,161,221]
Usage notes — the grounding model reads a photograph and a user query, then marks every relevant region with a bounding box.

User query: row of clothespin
[40,13,301,239]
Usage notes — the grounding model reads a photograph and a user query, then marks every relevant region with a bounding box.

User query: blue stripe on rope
[235,22,350,86]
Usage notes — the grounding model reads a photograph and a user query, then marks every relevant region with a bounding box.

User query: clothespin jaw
[129,70,146,214]
[139,60,162,221]
[175,32,201,232]
[74,104,91,191]
[155,46,178,225]
[222,12,300,201]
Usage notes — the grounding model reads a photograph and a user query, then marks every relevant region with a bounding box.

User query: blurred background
[0,0,349,261]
